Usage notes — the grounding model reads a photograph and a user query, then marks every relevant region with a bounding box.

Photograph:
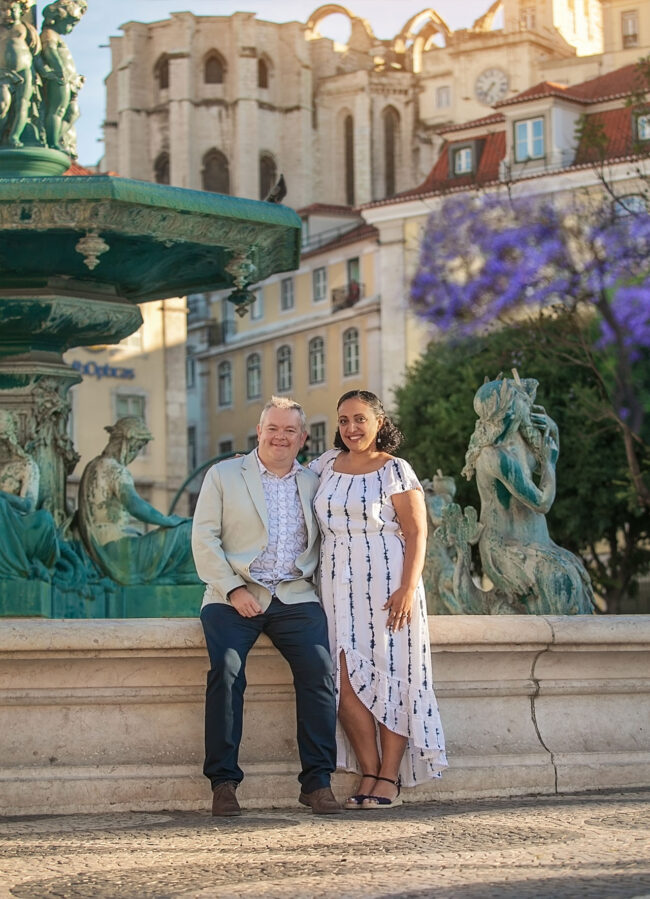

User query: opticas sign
[70,361,136,380]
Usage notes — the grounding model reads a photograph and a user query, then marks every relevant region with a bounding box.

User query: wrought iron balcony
[332,281,364,311]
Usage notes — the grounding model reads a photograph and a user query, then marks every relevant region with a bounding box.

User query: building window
[310,421,327,455]
[115,393,146,420]
[514,117,544,162]
[313,267,327,302]
[204,52,225,84]
[637,115,650,141]
[520,6,536,29]
[154,151,170,184]
[277,345,292,392]
[308,336,325,385]
[188,426,197,471]
[218,360,232,407]
[155,55,169,90]
[258,57,269,89]
[453,146,473,174]
[436,85,451,108]
[218,439,234,456]
[343,327,360,376]
[347,257,360,285]
[247,433,258,451]
[344,114,354,206]
[622,10,639,47]
[250,290,264,321]
[202,149,230,194]
[383,106,400,198]
[186,355,196,389]
[280,277,294,311]
[246,353,261,399]
[259,153,277,200]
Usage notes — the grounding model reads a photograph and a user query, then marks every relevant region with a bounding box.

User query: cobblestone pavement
[1,790,649,898]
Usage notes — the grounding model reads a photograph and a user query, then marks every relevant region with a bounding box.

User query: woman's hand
[383,586,414,631]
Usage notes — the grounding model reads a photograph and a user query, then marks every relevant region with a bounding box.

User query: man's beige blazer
[191,451,321,612]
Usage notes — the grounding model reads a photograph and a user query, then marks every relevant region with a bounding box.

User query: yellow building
[188,206,380,466]
[64,297,189,515]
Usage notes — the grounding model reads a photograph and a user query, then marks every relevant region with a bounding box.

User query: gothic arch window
[154,151,170,184]
[383,106,400,198]
[202,149,230,194]
[259,152,277,200]
[154,55,169,90]
[204,52,225,84]
[258,57,269,89]
[344,114,354,206]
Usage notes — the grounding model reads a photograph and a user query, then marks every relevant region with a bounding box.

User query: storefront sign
[70,360,136,380]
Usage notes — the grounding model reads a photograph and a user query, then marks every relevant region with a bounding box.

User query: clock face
[475,67,509,106]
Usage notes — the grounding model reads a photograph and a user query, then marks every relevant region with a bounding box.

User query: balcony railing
[331,281,364,311]
[206,320,236,346]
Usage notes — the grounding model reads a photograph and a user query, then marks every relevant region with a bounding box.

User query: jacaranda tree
[410,191,650,508]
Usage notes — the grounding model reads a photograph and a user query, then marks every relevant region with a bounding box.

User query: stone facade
[102,2,611,208]
[0,615,648,815]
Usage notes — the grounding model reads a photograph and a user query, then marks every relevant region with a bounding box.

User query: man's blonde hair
[259,396,307,431]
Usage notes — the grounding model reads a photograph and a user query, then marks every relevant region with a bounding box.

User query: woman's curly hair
[333,390,403,453]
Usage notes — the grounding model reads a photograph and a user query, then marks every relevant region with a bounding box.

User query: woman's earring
[376,432,383,449]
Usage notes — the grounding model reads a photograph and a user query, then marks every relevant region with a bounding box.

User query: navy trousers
[200,597,337,793]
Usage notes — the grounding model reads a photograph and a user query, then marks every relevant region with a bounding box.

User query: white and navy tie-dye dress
[311,449,447,786]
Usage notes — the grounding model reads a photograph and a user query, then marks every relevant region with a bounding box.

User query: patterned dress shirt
[249,451,308,595]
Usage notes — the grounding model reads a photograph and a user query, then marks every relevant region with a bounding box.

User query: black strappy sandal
[361,776,402,809]
[343,773,378,810]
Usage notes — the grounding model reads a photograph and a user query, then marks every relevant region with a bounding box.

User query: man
[192,396,340,816]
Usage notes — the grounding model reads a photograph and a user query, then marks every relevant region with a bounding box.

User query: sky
[67,0,494,165]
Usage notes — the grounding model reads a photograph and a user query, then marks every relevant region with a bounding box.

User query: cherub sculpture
[38,0,86,155]
[0,0,39,147]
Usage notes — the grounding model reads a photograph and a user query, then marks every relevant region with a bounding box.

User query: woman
[310,390,447,808]
[461,374,594,615]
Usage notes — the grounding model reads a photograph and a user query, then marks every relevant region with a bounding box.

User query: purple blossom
[410,193,650,355]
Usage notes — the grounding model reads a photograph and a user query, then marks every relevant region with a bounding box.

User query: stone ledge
[0,615,648,816]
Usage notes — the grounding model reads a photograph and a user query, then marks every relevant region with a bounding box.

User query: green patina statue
[0,0,39,148]
[0,0,85,159]
[77,417,199,587]
[0,408,58,580]
[434,372,594,615]
[37,0,85,156]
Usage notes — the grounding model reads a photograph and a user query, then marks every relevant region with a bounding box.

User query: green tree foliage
[395,316,650,613]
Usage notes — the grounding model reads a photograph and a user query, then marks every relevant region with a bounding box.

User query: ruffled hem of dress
[341,646,447,782]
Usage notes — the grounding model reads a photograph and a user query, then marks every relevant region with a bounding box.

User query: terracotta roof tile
[438,112,505,134]
[64,161,95,175]
[297,202,358,217]
[301,222,377,258]
[574,107,637,163]
[496,64,644,108]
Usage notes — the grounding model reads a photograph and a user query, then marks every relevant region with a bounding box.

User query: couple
[191,391,447,817]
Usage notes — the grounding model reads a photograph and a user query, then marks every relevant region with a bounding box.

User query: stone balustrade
[0,616,648,816]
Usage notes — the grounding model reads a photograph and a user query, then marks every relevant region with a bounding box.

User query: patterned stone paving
[1,791,649,898]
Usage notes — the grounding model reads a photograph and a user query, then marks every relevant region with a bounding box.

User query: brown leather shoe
[211,781,241,817]
[298,786,342,815]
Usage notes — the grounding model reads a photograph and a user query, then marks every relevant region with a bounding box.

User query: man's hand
[229,587,263,617]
